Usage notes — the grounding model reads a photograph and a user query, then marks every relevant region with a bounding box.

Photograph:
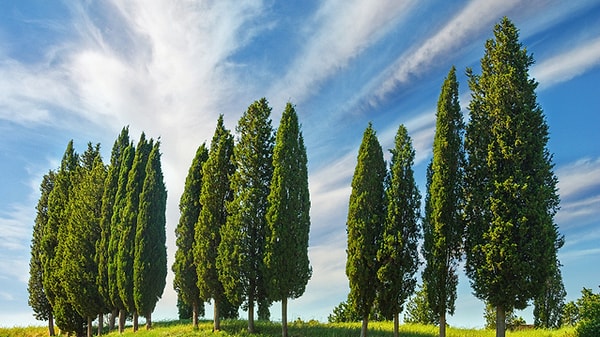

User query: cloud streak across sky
[0,0,599,328]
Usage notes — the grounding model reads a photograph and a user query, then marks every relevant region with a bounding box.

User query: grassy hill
[0,319,576,337]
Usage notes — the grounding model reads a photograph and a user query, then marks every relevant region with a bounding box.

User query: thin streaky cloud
[269,0,417,106]
[373,0,522,103]
[556,157,600,200]
[533,36,600,89]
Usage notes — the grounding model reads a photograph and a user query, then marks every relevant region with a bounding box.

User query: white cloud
[533,37,600,89]
[556,157,600,200]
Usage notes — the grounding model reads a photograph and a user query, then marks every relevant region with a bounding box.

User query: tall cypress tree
[264,103,312,337]
[134,141,167,329]
[196,115,235,331]
[108,142,135,333]
[464,17,562,337]
[28,170,56,336]
[218,98,275,333]
[97,127,130,330]
[533,258,566,329]
[118,133,152,332]
[377,124,421,337]
[173,143,208,329]
[41,140,86,336]
[62,144,106,337]
[346,123,386,337]
[422,66,465,337]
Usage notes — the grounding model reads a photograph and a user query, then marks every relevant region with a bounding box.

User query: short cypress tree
[134,141,167,329]
[218,98,275,333]
[28,170,56,336]
[346,123,386,337]
[41,140,86,336]
[62,145,106,337]
[422,66,464,337]
[265,103,312,337]
[196,115,235,331]
[377,124,421,337]
[173,143,208,329]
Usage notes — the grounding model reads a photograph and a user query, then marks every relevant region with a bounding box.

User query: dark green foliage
[534,261,566,329]
[118,133,152,315]
[40,140,86,336]
[97,127,130,315]
[422,66,464,336]
[218,98,275,332]
[108,143,134,316]
[134,141,168,326]
[376,124,420,327]
[403,284,438,325]
[62,144,106,321]
[173,143,208,327]
[346,123,386,337]
[265,103,311,337]
[196,115,235,330]
[464,17,562,337]
[28,170,56,335]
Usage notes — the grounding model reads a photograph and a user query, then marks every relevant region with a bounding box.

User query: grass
[0,319,577,337]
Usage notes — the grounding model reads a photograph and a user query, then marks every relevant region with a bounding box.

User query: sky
[1,0,599,329]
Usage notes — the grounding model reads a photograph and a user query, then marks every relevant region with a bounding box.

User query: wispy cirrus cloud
[268,0,417,106]
[533,36,600,89]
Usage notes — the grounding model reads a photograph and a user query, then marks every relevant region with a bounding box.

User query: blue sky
[1,0,599,329]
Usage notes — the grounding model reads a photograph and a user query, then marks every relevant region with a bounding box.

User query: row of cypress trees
[172,99,311,337]
[28,128,167,337]
[345,18,563,337]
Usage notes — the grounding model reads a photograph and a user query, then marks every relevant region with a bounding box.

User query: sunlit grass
[0,319,577,337]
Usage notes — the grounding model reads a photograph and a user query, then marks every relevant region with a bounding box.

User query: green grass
[0,320,577,337]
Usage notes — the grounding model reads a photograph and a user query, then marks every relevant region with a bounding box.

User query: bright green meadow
[0,319,576,337]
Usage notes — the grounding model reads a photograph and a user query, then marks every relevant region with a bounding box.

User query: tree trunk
[393,312,399,337]
[108,309,116,331]
[97,313,103,336]
[248,297,255,333]
[496,306,506,337]
[133,311,139,332]
[193,300,199,330]
[440,312,446,337]
[118,309,125,333]
[361,315,369,337]
[87,316,92,337]
[282,298,288,337]
[213,298,221,331]
[146,311,152,330]
[48,312,55,336]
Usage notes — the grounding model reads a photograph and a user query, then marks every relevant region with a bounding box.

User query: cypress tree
[464,17,562,337]
[118,133,152,332]
[62,144,106,337]
[41,140,86,336]
[264,103,312,337]
[134,141,167,329]
[28,170,56,336]
[377,124,421,337]
[196,115,235,331]
[533,258,566,329]
[108,142,135,333]
[346,123,386,337]
[97,127,130,330]
[173,143,208,329]
[422,66,465,337]
[218,98,275,333]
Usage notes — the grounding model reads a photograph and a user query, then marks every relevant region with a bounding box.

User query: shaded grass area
[0,319,576,337]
